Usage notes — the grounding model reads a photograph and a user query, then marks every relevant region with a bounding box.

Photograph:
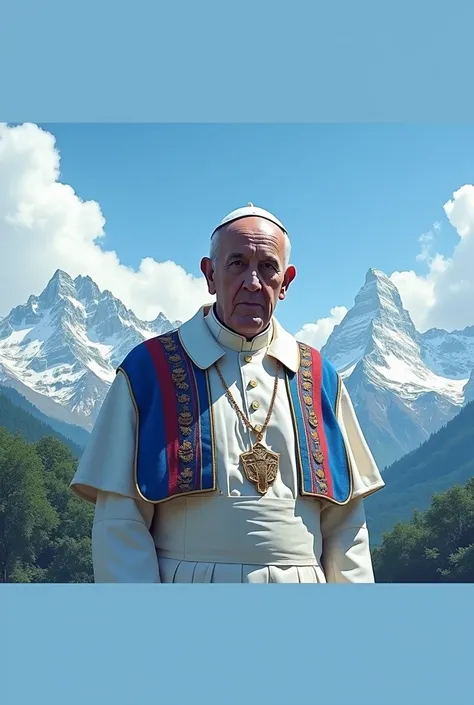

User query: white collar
[177,304,300,373]
[204,305,274,353]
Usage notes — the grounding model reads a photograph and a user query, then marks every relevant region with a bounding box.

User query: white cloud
[416,230,434,262]
[391,184,474,332]
[0,122,212,322]
[3,123,473,341]
[295,306,348,349]
[295,186,474,348]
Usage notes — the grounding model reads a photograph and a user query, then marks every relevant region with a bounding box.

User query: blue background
[2,0,474,123]
[2,0,474,703]
[5,584,473,705]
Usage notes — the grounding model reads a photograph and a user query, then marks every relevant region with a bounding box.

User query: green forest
[372,479,474,582]
[366,399,474,544]
[1,391,474,583]
[0,423,93,583]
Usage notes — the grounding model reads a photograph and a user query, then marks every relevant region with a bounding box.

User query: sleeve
[320,497,375,583]
[70,370,161,583]
[70,369,141,503]
[92,491,160,583]
[337,378,385,500]
[317,378,384,583]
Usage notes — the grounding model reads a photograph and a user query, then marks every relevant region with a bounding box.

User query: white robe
[71,305,384,583]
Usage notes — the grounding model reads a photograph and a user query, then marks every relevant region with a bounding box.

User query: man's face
[200,216,296,338]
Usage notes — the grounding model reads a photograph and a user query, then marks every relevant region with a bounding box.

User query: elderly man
[71,203,384,583]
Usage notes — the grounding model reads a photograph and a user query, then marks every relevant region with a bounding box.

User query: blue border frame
[5,584,473,705]
[2,1,474,121]
[3,1,474,703]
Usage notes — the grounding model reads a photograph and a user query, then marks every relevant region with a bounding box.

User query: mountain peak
[321,267,418,374]
[365,268,390,284]
[358,267,408,322]
[44,268,75,294]
[74,273,95,288]
[39,268,76,306]
[363,269,401,304]
[49,268,73,284]
[74,274,101,303]
[0,270,176,432]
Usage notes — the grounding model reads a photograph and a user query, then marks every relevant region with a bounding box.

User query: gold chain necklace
[214,360,281,494]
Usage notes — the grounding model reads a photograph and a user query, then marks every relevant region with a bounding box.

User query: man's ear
[200,257,216,296]
[278,265,296,301]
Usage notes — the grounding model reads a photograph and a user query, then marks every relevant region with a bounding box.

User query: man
[71,203,384,583]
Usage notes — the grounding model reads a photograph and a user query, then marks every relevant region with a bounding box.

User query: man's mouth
[235,302,263,310]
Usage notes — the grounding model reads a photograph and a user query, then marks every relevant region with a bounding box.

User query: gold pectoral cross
[213,360,282,496]
[240,442,280,494]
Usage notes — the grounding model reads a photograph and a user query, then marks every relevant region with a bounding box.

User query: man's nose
[243,270,262,291]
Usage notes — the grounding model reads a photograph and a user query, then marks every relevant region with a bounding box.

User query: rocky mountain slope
[321,269,473,468]
[0,270,179,430]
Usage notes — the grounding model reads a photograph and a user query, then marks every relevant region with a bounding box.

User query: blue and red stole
[118,331,352,505]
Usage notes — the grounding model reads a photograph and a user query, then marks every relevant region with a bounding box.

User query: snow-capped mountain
[321,269,473,468]
[1,267,472,470]
[0,270,179,430]
[419,326,474,380]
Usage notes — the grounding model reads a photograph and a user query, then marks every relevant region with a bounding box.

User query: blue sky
[4,123,474,337]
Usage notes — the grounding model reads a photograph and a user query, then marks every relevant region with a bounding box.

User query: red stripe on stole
[186,360,201,487]
[144,338,180,494]
[311,348,334,498]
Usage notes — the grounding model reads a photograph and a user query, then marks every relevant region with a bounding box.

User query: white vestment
[71,305,384,583]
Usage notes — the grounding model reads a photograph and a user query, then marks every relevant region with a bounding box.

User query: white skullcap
[212,202,287,236]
